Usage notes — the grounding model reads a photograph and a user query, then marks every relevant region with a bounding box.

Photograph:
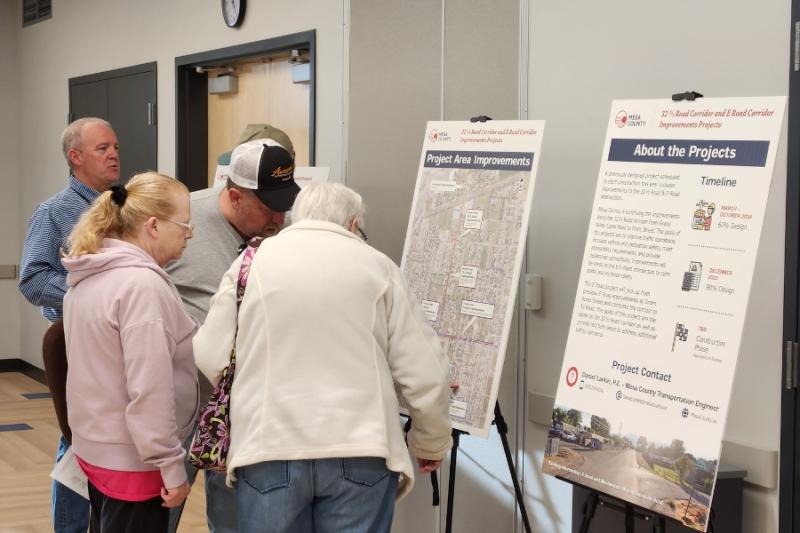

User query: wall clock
[222,0,245,28]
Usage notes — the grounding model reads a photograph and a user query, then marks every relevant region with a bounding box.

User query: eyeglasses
[356,227,367,241]
[163,218,194,235]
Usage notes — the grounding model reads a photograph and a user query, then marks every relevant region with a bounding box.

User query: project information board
[401,120,544,437]
[543,97,786,531]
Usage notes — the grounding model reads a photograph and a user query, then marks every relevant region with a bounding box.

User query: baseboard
[0,358,46,385]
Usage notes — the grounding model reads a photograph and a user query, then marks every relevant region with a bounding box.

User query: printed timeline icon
[692,200,715,231]
[672,323,689,352]
[682,262,702,291]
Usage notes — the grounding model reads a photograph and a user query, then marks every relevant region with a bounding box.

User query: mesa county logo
[615,111,628,128]
[429,129,451,142]
[614,110,646,128]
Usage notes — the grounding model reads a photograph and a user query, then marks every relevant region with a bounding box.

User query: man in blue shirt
[19,117,119,533]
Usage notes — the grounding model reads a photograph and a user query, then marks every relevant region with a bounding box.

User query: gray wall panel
[444,0,519,121]
[348,3,524,532]
[0,0,21,360]
[348,0,443,263]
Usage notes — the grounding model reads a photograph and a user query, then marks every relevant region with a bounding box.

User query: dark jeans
[88,480,169,533]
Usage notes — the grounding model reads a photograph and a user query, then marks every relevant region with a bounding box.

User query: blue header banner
[424,150,534,171]
[608,139,769,167]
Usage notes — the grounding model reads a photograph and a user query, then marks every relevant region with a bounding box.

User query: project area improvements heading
[424,150,534,171]
[608,138,769,167]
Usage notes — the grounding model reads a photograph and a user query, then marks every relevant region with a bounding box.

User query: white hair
[291,183,365,230]
[61,117,113,168]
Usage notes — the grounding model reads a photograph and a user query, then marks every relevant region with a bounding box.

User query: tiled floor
[0,372,208,532]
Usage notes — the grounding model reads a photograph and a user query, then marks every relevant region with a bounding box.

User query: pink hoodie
[62,239,198,488]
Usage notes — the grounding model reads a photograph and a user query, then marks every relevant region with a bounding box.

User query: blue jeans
[53,436,89,533]
[235,457,398,533]
[167,434,237,533]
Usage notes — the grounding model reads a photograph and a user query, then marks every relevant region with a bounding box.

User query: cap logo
[272,164,294,181]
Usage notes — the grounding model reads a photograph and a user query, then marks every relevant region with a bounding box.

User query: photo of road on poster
[543,97,786,531]
[543,404,717,527]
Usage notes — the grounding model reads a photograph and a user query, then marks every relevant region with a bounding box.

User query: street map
[400,120,544,436]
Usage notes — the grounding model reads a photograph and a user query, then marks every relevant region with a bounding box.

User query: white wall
[525,1,789,531]
[0,1,22,360]
[15,0,345,367]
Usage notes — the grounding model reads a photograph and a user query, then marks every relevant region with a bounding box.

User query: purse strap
[235,237,263,310]
[229,237,263,363]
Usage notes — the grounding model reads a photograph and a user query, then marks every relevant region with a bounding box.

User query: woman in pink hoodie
[61,172,199,532]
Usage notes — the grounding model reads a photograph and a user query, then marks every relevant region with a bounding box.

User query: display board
[401,120,544,436]
[543,97,786,531]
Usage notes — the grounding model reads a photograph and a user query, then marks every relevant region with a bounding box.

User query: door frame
[175,30,316,191]
[780,10,800,533]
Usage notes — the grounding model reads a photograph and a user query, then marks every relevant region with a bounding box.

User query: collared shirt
[19,175,101,321]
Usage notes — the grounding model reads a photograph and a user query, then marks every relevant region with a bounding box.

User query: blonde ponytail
[65,172,189,257]
[65,192,122,256]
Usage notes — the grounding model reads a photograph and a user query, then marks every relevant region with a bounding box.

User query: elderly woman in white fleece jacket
[194,182,452,533]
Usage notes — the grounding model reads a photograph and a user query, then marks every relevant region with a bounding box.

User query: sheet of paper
[50,447,89,500]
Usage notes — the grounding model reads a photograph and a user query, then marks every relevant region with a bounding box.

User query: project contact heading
[611,359,673,383]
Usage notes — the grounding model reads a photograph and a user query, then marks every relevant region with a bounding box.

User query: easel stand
[405,113,531,530]
[444,401,532,533]
[404,401,531,532]
[576,487,714,533]
[578,490,666,533]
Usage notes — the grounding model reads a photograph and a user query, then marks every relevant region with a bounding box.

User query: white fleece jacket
[194,220,452,498]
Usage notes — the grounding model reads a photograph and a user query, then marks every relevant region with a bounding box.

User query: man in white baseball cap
[228,138,300,213]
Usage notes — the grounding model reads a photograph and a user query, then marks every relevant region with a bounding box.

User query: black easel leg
[625,504,635,533]
[494,402,533,533]
[445,430,461,533]
[578,491,599,533]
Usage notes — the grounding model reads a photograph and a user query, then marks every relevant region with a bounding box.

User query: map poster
[401,120,545,437]
[543,97,786,531]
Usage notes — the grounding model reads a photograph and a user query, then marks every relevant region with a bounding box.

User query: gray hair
[291,183,365,230]
[61,117,113,168]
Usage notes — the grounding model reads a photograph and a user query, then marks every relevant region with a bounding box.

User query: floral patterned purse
[188,238,262,472]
